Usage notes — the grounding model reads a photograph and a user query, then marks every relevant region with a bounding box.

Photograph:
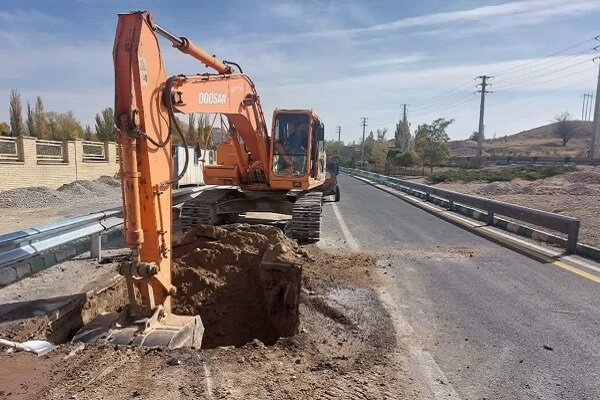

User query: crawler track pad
[72,312,204,349]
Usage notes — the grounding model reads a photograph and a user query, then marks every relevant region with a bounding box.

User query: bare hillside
[452,121,594,157]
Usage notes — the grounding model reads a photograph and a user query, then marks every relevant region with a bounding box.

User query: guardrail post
[566,221,580,254]
[487,206,495,225]
[448,199,454,211]
[91,233,102,261]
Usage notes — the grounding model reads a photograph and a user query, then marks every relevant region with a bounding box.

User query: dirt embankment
[432,167,600,247]
[0,239,423,399]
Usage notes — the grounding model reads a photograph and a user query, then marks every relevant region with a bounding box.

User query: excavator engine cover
[72,307,203,349]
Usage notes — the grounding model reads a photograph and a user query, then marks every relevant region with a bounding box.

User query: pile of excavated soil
[0,176,120,209]
[171,223,306,348]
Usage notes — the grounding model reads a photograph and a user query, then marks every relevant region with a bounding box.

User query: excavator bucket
[73,308,203,349]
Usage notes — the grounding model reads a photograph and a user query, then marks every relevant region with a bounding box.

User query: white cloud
[254,0,600,44]
[353,55,425,69]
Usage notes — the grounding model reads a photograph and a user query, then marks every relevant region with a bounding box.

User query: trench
[0,224,302,350]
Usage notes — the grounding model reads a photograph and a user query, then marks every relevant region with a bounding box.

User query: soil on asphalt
[0,243,425,399]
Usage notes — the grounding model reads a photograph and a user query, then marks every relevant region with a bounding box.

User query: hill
[451,121,594,158]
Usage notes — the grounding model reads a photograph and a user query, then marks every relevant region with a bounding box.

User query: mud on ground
[0,246,423,399]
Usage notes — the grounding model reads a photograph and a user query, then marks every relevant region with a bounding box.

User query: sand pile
[171,224,305,348]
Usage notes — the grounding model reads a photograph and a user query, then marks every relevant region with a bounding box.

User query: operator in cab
[274,121,308,175]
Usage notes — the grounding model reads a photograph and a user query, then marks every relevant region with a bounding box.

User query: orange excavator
[73,11,333,348]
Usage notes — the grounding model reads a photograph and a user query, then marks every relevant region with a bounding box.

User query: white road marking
[331,202,360,251]
[329,200,462,399]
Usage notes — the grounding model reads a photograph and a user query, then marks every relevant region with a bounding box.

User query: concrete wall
[0,136,119,190]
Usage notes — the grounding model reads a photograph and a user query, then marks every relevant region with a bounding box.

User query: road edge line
[330,199,462,399]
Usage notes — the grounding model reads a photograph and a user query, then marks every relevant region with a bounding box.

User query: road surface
[321,174,600,399]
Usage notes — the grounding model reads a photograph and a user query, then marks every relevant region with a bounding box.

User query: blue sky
[1,0,599,142]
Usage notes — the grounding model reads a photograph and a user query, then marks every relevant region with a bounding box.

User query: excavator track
[289,192,322,242]
[180,188,238,230]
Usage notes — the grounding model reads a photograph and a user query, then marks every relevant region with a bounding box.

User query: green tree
[0,121,10,135]
[324,139,341,159]
[95,107,116,142]
[414,118,452,172]
[34,97,49,139]
[26,102,36,137]
[362,130,375,162]
[394,149,421,168]
[369,128,390,171]
[395,114,411,150]
[84,124,94,141]
[46,111,84,140]
[9,89,24,136]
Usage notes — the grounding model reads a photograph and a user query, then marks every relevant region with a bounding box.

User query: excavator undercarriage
[180,189,323,242]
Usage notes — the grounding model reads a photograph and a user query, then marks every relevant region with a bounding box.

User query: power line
[493,51,596,87]
[490,34,599,76]
[494,58,594,90]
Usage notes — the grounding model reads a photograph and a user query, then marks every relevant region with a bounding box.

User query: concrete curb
[349,174,600,263]
[0,228,123,287]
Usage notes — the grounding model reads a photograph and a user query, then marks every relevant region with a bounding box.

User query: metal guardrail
[342,168,581,253]
[452,156,600,166]
[0,137,19,161]
[0,186,210,269]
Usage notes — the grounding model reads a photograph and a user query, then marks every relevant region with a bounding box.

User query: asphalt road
[322,174,600,400]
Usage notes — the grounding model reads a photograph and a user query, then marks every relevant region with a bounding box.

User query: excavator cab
[269,110,326,191]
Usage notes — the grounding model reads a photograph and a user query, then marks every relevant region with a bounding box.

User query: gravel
[0,176,121,208]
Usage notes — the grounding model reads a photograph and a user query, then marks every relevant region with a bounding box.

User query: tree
[369,128,390,171]
[46,111,84,140]
[26,102,36,137]
[9,89,24,137]
[394,149,421,168]
[468,131,480,142]
[34,97,48,139]
[196,113,214,149]
[395,114,411,150]
[84,124,94,141]
[362,130,375,161]
[554,111,575,146]
[0,122,10,136]
[95,107,116,142]
[414,118,452,172]
[324,139,341,159]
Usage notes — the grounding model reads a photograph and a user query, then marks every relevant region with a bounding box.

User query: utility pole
[583,93,594,121]
[360,117,367,169]
[336,126,341,154]
[591,60,600,158]
[476,75,492,159]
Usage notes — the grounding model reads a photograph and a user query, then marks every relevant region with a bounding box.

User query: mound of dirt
[0,187,64,208]
[172,224,305,348]
[477,181,526,196]
[564,170,600,185]
[0,176,121,209]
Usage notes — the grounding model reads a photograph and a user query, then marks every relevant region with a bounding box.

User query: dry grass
[452,121,594,158]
